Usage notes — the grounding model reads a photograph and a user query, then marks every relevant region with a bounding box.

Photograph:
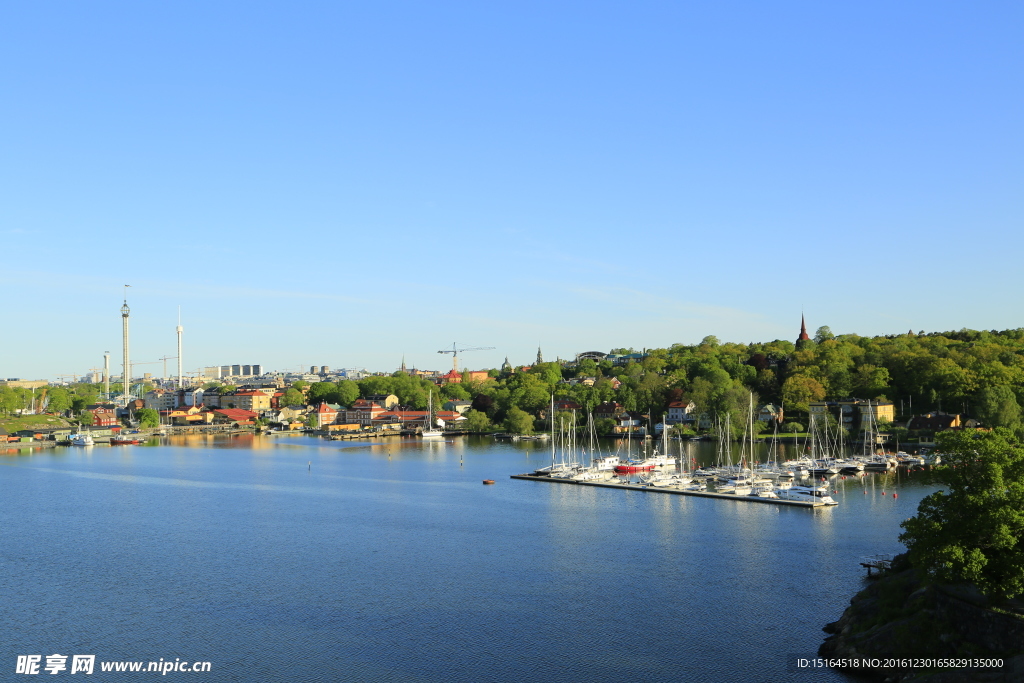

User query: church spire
[536,347,544,365]
[798,314,811,344]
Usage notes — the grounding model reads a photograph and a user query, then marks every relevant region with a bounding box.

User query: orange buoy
[893,493,898,498]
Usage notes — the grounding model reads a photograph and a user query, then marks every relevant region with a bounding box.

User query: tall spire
[798,313,810,343]
[536,347,544,365]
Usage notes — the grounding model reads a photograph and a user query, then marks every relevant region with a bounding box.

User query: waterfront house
[758,403,784,424]
[342,399,390,427]
[613,411,647,435]
[313,403,341,429]
[83,404,119,427]
[593,401,623,419]
[666,400,698,425]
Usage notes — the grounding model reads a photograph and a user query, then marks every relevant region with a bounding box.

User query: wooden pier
[510,473,826,507]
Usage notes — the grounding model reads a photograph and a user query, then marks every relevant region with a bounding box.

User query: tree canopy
[899,429,1024,600]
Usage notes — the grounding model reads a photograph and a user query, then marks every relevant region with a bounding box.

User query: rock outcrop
[819,557,1024,682]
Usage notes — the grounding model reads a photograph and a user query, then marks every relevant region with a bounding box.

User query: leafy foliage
[136,408,160,429]
[504,407,534,435]
[464,409,491,432]
[899,429,1024,600]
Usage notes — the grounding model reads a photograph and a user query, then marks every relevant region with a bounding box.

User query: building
[144,389,178,411]
[83,404,119,427]
[809,399,896,431]
[314,403,341,428]
[364,394,399,409]
[906,411,981,432]
[228,391,272,413]
[757,403,784,424]
[212,408,257,425]
[341,399,391,427]
[797,314,811,346]
[0,379,48,389]
[666,400,698,425]
[443,400,473,415]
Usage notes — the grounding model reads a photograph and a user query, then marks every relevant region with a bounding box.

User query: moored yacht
[777,485,837,505]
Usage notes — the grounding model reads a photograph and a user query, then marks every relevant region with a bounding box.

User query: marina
[511,472,825,506]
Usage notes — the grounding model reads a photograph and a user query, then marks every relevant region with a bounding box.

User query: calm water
[2,435,938,682]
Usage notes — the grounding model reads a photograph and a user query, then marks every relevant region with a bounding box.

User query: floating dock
[510,473,827,507]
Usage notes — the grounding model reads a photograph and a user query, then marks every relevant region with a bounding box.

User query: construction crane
[437,343,495,373]
[159,355,179,380]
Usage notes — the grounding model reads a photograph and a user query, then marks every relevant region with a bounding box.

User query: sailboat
[421,392,444,439]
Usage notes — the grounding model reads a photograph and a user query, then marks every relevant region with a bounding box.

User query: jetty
[510,473,828,507]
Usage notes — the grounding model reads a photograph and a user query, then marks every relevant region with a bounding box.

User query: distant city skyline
[2,2,1021,380]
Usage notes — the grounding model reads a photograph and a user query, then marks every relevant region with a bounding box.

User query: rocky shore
[819,556,1024,682]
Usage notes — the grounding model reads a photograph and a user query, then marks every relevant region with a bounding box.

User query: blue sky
[2,1,1022,381]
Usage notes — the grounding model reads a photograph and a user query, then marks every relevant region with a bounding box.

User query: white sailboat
[421,392,444,439]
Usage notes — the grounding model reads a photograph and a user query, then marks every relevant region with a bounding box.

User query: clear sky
[2,1,1022,381]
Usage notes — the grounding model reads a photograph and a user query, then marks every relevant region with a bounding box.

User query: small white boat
[70,432,94,446]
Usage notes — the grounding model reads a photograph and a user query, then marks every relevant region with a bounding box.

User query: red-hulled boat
[110,437,140,445]
[613,459,657,474]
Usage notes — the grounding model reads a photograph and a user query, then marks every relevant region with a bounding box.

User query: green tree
[47,387,72,413]
[280,388,305,406]
[440,383,471,401]
[0,387,20,415]
[975,384,1022,432]
[307,382,341,405]
[464,409,491,432]
[899,429,1024,600]
[853,364,891,398]
[336,380,360,406]
[504,407,534,435]
[780,375,826,414]
[814,325,835,343]
[136,408,160,428]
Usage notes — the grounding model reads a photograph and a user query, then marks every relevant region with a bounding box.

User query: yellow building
[228,391,271,412]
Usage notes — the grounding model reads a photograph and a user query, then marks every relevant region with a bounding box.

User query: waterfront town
[0,316,1009,448]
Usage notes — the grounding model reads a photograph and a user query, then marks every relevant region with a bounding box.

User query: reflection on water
[1,436,939,682]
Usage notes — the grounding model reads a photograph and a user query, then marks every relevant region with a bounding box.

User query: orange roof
[213,408,258,420]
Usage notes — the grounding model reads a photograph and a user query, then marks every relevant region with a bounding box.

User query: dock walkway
[510,473,825,507]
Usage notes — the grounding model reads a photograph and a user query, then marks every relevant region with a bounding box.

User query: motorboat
[70,433,94,446]
[777,485,837,505]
